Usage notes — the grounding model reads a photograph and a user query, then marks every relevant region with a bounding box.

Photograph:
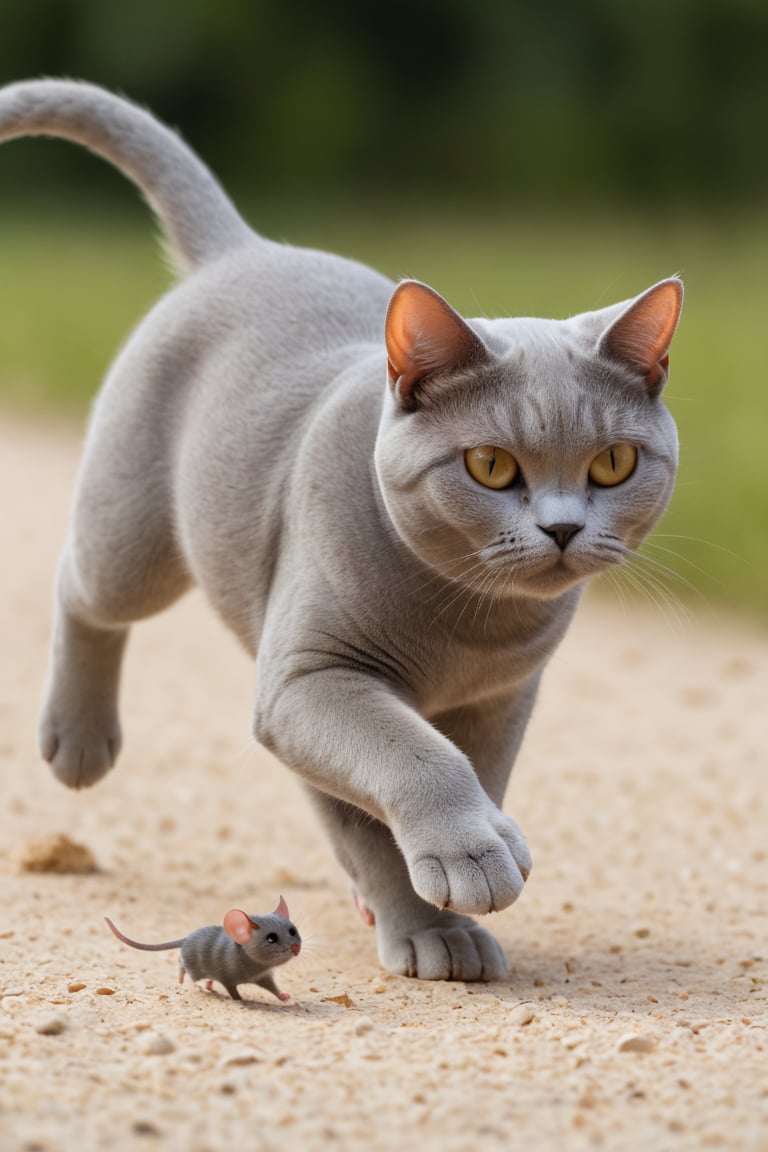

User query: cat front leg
[253,665,531,917]
[309,789,509,981]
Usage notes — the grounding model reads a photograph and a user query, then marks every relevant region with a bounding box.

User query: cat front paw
[378,914,508,981]
[401,809,532,915]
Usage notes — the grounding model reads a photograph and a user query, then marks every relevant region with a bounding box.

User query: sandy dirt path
[1,413,766,1152]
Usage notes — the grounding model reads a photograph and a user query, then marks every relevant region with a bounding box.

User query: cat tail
[0,78,256,276]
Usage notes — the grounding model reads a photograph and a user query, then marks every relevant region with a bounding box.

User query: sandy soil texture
[1,413,766,1152]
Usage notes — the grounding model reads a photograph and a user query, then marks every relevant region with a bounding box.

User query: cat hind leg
[38,452,191,788]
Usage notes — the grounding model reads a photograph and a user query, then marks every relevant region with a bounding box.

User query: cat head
[374,277,683,600]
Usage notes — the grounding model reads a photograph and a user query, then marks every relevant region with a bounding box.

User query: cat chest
[407,616,566,716]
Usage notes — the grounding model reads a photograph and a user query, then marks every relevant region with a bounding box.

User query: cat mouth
[508,548,624,597]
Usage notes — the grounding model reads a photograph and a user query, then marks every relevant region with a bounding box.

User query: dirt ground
[1,412,766,1152]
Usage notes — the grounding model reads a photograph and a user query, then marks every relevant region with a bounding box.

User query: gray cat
[0,80,683,982]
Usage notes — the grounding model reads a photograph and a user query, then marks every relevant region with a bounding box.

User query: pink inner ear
[273,895,290,919]
[602,278,683,390]
[385,280,483,408]
[223,909,254,945]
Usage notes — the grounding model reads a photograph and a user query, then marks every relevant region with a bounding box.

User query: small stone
[132,1121,162,1137]
[507,1003,536,1026]
[617,1033,656,1053]
[34,1014,67,1036]
[16,833,98,874]
[95,987,116,996]
[273,866,299,886]
[68,983,87,993]
[219,1050,262,1069]
[143,1034,175,1056]
[320,992,355,1008]
[354,1016,375,1036]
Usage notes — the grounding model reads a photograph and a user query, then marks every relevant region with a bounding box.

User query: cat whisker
[469,566,503,628]
[432,561,495,630]
[638,539,728,591]
[615,556,692,630]
[632,548,712,606]
[595,534,691,626]
[483,565,516,633]
[601,567,630,616]
[646,532,744,563]
[390,546,490,602]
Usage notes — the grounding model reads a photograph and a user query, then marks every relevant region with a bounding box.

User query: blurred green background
[1,0,766,619]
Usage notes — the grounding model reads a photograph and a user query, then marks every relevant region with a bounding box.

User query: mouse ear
[273,895,290,919]
[223,909,254,945]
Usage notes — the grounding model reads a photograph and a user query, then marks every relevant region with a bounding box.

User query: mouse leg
[254,974,291,1002]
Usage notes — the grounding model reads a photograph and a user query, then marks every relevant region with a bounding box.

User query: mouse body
[105,896,301,1001]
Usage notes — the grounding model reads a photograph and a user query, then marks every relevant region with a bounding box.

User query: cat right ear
[385,280,486,411]
[597,278,683,396]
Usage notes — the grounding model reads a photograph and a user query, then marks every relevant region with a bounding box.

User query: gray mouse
[105,895,301,1002]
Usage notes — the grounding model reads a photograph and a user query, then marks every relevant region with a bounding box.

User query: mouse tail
[104,916,185,952]
[0,79,256,275]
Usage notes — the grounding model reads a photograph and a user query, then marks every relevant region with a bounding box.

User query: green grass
[1,201,766,619]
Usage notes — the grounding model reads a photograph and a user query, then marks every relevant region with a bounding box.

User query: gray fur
[105,909,301,1001]
[1,80,683,982]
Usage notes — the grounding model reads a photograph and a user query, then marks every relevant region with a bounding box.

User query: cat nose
[538,521,583,551]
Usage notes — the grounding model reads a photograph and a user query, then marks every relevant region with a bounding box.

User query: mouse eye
[266,932,278,944]
[289,927,297,936]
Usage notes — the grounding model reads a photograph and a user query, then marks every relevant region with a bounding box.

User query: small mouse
[105,895,301,1002]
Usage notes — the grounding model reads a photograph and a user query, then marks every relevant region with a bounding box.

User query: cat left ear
[598,277,683,395]
[385,280,487,411]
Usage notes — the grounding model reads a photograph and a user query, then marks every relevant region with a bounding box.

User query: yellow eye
[465,445,519,490]
[589,444,637,487]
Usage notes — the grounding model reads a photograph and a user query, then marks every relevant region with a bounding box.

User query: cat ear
[385,280,486,411]
[223,909,255,944]
[598,277,683,395]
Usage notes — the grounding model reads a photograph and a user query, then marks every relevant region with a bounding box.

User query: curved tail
[0,78,255,274]
[105,916,185,952]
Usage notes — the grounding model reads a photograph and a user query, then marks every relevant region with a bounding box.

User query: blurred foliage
[0,0,767,207]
